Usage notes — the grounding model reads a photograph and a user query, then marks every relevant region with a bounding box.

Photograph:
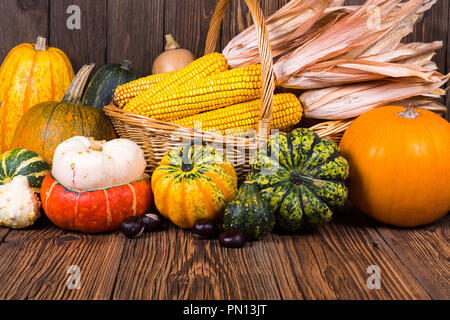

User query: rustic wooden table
[0,209,447,300]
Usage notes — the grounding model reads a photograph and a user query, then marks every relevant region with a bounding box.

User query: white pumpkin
[52,136,146,192]
[0,176,41,229]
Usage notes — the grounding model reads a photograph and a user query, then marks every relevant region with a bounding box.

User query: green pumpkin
[224,181,275,241]
[249,128,349,231]
[81,60,141,109]
[0,149,49,193]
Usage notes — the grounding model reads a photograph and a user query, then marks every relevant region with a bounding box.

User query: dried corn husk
[362,41,442,63]
[358,0,437,57]
[330,0,346,6]
[282,59,441,90]
[300,75,449,119]
[222,0,331,68]
[281,41,443,89]
[274,0,426,83]
[222,0,447,123]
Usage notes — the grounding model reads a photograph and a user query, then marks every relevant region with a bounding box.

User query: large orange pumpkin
[11,64,117,164]
[0,37,74,152]
[340,106,450,227]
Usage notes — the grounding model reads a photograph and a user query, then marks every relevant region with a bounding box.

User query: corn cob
[124,52,229,113]
[129,64,263,121]
[113,71,174,107]
[172,93,303,135]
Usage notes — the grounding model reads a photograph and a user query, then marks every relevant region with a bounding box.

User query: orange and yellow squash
[340,106,450,227]
[152,143,238,229]
[0,37,74,152]
[11,64,116,164]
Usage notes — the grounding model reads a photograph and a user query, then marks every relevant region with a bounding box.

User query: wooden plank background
[0,0,449,120]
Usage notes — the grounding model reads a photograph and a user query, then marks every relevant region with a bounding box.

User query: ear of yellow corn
[127,64,263,121]
[123,52,229,112]
[172,93,303,135]
[113,71,174,107]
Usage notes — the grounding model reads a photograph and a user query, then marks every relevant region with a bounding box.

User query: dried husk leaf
[337,0,436,59]
[358,0,437,57]
[284,61,441,89]
[281,42,442,89]
[363,41,442,63]
[274,0,425,83]
[330,0,346,6]
[222,0,331,68]
[300,75,449,119]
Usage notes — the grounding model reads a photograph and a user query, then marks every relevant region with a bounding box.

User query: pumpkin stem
[165,34,181,51]
[121,60,132,70]
[180,139,205,172]
[290,171,326,187]
[34,36,47,51]
[63,64,96,104]
[88,137,105,151]
[181,163,194,172]
[398,104,419,119]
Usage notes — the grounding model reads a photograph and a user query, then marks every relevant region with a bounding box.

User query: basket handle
[205,0,275,139]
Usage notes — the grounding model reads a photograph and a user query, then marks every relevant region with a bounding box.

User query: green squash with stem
[249,128,349,231]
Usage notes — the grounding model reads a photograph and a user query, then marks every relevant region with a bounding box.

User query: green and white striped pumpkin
[0,149,50,193]
[249,128,349,231]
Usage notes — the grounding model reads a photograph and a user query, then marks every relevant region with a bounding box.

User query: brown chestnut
[219,230,246,248]
[192,219,219,239]
[142,213,161,232]
[120,216,145,239]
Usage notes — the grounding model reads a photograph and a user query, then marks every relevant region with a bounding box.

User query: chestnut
[192,219,219,239]
[219,230,246,248]
[120,216,145,239]
[142,213,161,232]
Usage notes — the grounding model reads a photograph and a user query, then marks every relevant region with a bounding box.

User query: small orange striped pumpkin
[0,37,74,152]
[41,174,152,233]
[152,143,238,229]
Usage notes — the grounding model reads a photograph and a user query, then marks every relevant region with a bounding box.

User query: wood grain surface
[0,210,447,300]
[49,0,107,72]
[0,0,49,59]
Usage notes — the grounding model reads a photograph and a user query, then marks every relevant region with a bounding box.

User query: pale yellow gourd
[152,34,195,74]
[0,176,41,229]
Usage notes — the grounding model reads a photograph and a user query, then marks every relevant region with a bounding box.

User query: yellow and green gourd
[250,128,349,231]
[0,37,74,152]
[0,149,49,193]
[224,181,275,241]
[152,142,238,229]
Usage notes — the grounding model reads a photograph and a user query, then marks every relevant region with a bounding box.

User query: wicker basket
[104,0,351,181]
